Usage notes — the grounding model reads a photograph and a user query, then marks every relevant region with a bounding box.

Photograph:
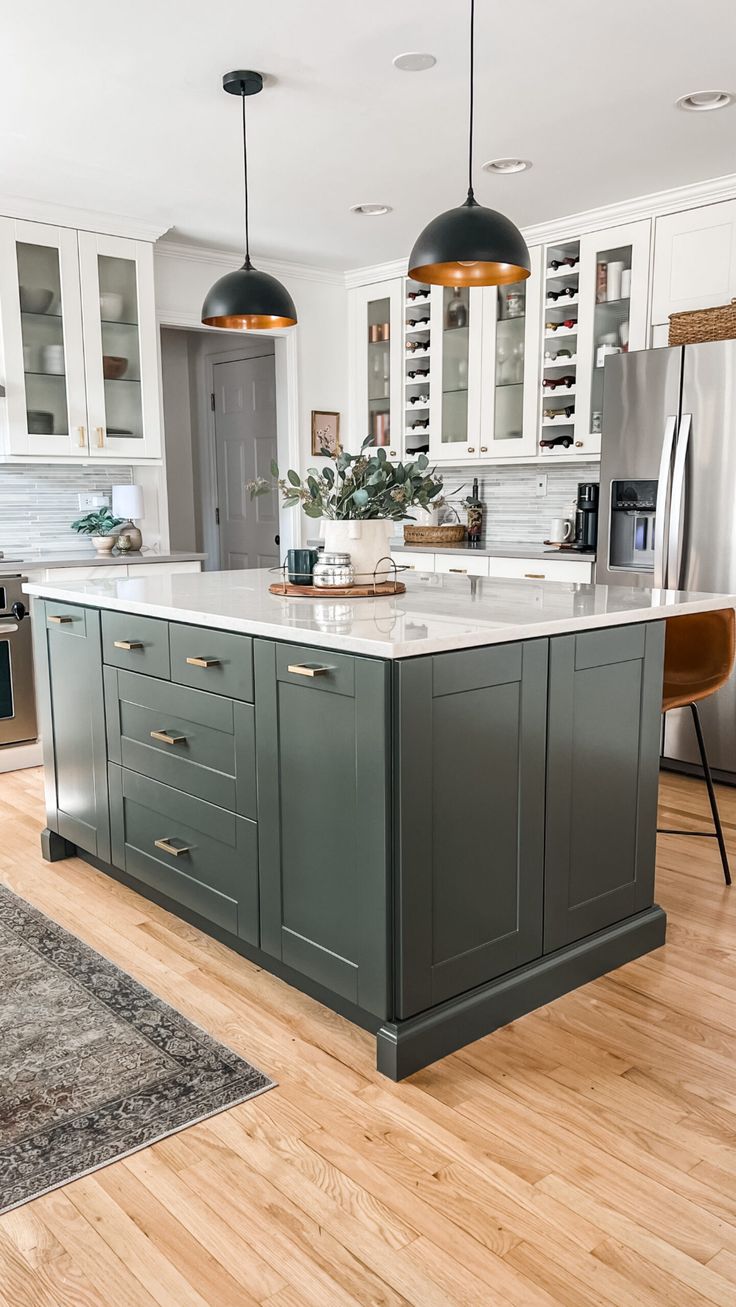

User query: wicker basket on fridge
[668,298,736,346]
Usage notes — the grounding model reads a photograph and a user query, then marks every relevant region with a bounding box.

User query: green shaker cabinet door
[396,639,548,1019]
[31,600,110,862]
[544,622,664,953]
[255,640,390,1019]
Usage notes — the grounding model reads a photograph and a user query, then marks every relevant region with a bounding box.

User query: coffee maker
[572,482,599,553]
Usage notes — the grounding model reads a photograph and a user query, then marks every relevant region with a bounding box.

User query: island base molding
[376,906,667,1081]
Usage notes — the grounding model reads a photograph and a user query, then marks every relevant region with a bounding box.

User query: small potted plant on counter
[70,507,125,555]
[248,438,443,581]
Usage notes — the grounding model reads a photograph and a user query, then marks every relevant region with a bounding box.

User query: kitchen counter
[24,567,734,660]
[4,550,206,572]
[27,568,734,1079]
[390,539,594,560]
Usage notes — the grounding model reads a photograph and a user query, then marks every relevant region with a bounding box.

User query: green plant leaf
[287,469,301,487]
[270,459,279,478]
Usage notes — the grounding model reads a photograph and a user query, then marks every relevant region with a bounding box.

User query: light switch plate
[535,475,547,497]
[78,493,109,510]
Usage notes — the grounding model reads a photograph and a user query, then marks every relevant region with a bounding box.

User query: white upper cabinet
[349,278,403,457]
[0,218,161,461]
[479,245,542,461]
[652,200,736,325]
[429,285,483,463]
[78,233,161,460]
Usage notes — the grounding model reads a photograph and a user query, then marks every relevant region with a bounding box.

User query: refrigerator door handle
[653,414,678,587]
[667,412,692,590]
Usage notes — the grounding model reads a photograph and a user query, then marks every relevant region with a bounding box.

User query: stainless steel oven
[0,574,37,747]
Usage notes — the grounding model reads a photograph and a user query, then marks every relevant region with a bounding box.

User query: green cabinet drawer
[170,623,253,702]
[44,601,94,633]
[109,765,258,944]
[274,642,355,698]
[105,668,256,819]
[102,610,170,679]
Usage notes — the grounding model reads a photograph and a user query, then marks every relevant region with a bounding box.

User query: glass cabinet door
[575,220,651,457]
[78,233,161,459]
[480,245,541,460]
[0,219,88,455]
[351,278,402,456]
[429,286,483,460]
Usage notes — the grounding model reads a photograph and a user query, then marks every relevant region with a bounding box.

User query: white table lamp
[112,484,144,551]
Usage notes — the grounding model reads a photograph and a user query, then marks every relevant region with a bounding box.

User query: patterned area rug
[0,882,274,1214]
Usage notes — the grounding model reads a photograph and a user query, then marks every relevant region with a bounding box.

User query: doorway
[160,328,287,570]
[212,354,279,569]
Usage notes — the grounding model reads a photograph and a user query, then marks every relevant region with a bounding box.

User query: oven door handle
[0,621,19,633]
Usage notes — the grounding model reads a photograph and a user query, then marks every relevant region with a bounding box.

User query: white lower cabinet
[23,560,202,584]
[391,549,593,583]
[433,552,489,577]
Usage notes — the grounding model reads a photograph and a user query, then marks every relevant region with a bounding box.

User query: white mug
[550,517,572,543]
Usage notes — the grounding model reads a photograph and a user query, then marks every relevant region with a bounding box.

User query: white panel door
[78,232,161,459]
[652,200,736,324]
[213,354,279,570]
[0,218,88,456]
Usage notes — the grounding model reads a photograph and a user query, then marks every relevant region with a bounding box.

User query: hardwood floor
[1,766,735,1306]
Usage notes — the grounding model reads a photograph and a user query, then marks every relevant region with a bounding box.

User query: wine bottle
[466,477,483,546]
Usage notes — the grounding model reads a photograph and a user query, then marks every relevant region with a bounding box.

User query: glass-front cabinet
[350,278,402,456]
[0,219,161,460]
[480,244,542,459]
[429,285,483,462]
[78,233,161,459]
[0,220,87,456]
[574,220,651,457]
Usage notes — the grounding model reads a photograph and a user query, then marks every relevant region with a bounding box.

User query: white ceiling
[3,0,736,270]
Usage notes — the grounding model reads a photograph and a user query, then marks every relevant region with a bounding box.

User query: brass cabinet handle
[524,572,546,579]
[467,446,475,454]
[113,640,143,651]
[405,564,416,569]
[154,837,191,857]
[150,730,187,746]
[48,614,74,624]
[287,663,332,677]
[96,426,105,448]
[575,441,584,447]
[186,656,220,668]
[77,425,86,448]
[480,446,488,453]
[449,567,467,574]
[389,449,396,457]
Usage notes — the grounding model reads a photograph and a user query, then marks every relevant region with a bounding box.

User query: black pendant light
[408,0,530,287]
[202,71,297,330]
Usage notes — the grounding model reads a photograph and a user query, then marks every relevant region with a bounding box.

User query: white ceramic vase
[91,534,117,554]
[320,518,395,582]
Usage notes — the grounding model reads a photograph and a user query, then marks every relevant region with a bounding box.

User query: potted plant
[249,438,443,580]
[70,508,125,555]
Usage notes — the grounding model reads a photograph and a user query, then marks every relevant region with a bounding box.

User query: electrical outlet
[78,493,109,510]
[535,475,547,498]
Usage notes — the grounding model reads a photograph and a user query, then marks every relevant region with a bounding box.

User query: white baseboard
[0,740,43,772]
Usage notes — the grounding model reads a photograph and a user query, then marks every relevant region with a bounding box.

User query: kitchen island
[25,569,734,1078]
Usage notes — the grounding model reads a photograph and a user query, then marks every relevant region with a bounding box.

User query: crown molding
[155,238,344,286]
[344,172,736,287]
[0,193,170,242]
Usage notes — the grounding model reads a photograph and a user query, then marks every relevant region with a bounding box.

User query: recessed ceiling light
[350,203,392,217]
[676,89,734,112]
[393,52,436,72]
[482,157,533,174]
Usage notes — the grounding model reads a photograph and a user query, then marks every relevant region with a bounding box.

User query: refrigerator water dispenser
[608,480,657,571]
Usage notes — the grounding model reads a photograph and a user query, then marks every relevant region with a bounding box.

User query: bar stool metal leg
[690,702,732,885]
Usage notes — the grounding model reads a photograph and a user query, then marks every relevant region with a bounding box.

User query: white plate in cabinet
[488,556,593,583]
[433,552,490,577]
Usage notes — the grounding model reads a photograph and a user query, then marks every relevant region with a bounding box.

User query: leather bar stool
[658,608,735,884]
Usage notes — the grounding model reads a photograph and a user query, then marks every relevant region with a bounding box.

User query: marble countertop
[23,567,734,660]
[1,551,206,573]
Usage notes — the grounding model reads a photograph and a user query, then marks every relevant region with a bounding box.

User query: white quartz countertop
[3,551,206,573]
[23,568,736,660]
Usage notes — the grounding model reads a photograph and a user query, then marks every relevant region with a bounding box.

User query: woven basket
[403,523,466,544]
[669,299,736,346]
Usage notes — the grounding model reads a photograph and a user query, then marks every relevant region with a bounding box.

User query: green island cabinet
[32,597,666,1079]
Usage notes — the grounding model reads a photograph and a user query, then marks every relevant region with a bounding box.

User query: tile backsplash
[0,464,133,557]
[434,461,600,544]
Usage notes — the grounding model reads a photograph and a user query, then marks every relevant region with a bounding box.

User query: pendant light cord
[467,0,475,202]
[241,86,252,268]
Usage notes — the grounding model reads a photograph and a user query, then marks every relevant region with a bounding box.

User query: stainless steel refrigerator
[596,339,736,779]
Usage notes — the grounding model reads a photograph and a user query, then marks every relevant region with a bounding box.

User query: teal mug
[287,548,318,586]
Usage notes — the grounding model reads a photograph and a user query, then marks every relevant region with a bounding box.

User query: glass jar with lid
[312,551,355,588]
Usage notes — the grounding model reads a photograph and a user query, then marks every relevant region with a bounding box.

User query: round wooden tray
[269,580,406,599]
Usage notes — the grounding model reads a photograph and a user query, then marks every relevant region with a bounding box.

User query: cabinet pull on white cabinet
[77,426,86,448]
[96,426,104,448]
